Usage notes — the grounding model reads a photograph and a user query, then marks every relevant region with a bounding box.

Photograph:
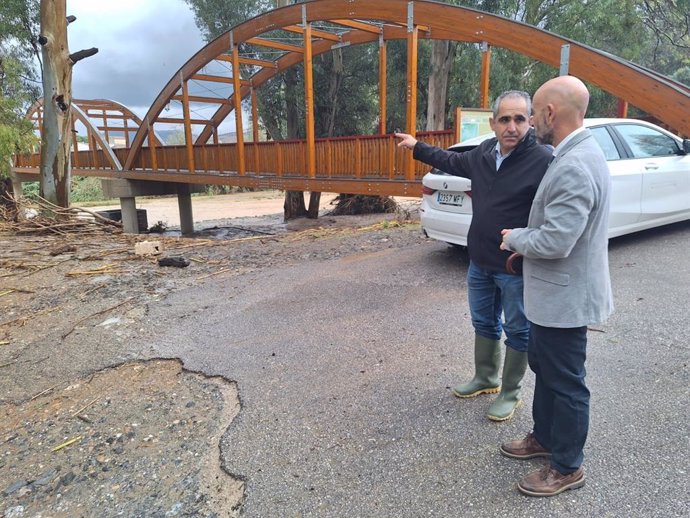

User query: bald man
[499,76,613,497]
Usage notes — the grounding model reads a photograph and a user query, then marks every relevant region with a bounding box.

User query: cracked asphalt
[140,220,689,517]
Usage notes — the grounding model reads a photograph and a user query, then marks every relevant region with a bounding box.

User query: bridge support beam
[120,196,139,234]
[177,186,194,235]
[101,178,204,235]
[9,171,33,199]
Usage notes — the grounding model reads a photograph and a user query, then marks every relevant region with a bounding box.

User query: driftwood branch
[61,297,134,339]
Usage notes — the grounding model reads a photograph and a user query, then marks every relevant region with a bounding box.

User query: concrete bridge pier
[176,187,194,235]
[101,179,205,235]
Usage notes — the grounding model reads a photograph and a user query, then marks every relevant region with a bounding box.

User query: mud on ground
[0,204,425,517]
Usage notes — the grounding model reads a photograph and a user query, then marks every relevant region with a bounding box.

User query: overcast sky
[67,0,207,120]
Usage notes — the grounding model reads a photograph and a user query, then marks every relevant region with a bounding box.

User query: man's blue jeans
[467,260,529,352]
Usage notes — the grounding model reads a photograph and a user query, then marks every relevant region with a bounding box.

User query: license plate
[437,192,464,206]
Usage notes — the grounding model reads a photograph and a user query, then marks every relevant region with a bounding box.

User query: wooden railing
[13,130,458,196]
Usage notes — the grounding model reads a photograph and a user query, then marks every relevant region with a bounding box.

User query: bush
[21,177,105,203]
[71,177,105,203]
[22,181,40,199]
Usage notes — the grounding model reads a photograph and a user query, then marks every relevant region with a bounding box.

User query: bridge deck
[14,131,456,197]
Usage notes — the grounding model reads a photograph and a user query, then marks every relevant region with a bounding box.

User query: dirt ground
[88,190,340,230]
[0,193,423,517]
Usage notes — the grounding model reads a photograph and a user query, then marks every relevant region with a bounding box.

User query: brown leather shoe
[500,432,551,459]
[517,465,585,497]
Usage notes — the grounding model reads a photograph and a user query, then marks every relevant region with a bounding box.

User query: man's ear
[547,104,555,122]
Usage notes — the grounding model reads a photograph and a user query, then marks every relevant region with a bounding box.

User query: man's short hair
[492,90,532,117]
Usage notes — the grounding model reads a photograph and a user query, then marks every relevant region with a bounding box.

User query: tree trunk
[282,66,308,221]
[284,68,300,140]
[1,177,13,208]
[326,49,344,137]
[283,190,306,217]
[306,192,321,218]
[426,40,457,131]
[39,0,72,208]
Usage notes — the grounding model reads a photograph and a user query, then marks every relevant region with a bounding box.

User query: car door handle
[644,163,659,170]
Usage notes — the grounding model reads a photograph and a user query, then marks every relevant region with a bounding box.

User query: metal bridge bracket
[560,44,570,76]
[407,2,414,32]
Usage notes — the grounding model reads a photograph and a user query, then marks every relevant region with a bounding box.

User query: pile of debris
[0,196,122,236]
[328,194,398,215]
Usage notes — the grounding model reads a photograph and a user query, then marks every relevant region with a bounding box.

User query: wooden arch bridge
[13,0,690,233]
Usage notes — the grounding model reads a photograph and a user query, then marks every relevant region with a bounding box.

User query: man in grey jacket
[499,76,613,497]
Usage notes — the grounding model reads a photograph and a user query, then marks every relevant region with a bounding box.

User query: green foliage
[0,0,40,178]
[0,58,38,178]
[673,67,690,86]
[313,45,379,137]
[21,177,108,204]
[0,0,41,100]
[70,176,105,203]
[22,180,39,198]
[184,0,274,42]
[383,40,404,132]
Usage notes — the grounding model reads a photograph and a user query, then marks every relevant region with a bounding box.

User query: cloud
[67,0,206,118]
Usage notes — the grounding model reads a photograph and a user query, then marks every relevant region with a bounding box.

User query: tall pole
[303,8,316,178]
[231,35,245,175]
[251,85,260,173]
[181,75,195,173]
[405,2,419,180]
[379,34,387,134]
[479,42,491,109]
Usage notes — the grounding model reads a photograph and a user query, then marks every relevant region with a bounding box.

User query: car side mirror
[683,139,690,154]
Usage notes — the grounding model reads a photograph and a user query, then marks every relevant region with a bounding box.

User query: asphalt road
[145,220,690,518]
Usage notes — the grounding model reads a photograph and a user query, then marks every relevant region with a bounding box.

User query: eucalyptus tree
[1,0,97,208]
[37,0,97,207]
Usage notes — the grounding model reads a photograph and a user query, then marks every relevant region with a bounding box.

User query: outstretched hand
[395,133,418,150]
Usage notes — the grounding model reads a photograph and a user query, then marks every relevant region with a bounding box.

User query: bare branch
[69,47,98,64]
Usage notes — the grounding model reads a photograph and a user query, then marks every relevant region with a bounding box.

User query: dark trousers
[528,322,589,474]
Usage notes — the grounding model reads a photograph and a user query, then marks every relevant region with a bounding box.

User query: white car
[420,118,690,247]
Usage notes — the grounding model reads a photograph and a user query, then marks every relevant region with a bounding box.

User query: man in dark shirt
[396,91,551,421]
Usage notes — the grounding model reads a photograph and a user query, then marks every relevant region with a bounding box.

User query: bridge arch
[124,0,689,172]
[27,98,123,170]
[26,98,168,171]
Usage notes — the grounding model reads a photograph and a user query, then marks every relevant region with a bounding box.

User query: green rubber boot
[487,347,528,421]
[452,335,502,398]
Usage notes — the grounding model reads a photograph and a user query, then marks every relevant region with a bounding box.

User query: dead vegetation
[0,195,122,235]
[327,194,399,215]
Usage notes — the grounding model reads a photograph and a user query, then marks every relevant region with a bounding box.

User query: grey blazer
[504,129,614,327]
